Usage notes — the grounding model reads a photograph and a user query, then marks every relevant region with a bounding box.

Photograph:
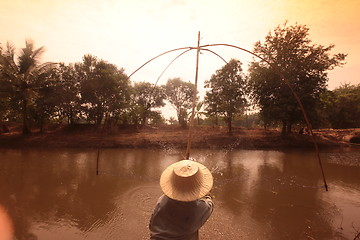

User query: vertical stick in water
[186,31,201,160]
[96,148,100,175]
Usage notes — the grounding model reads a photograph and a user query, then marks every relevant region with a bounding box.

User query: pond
[0,147,360,240]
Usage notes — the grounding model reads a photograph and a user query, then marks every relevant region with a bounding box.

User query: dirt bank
[0,125,358,149]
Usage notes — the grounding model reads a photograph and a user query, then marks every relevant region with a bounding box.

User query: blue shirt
[149,194,214,240]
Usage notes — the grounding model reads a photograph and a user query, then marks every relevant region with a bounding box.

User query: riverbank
[0,125,359,149]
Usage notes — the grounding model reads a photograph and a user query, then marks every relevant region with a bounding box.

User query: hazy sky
[1,0,359,115]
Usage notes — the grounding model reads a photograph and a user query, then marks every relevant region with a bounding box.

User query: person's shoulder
[198,195,214,208]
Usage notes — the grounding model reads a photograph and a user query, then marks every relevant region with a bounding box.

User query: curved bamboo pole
[153,49,193,88]
[126,41,328,191]
[204,43,328,191]
[127,46,194,80]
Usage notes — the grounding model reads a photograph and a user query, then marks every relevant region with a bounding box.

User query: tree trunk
[142,109,148,126]
[287,123,292,134]
[281,120,287,137]
[178,108,187,128]
[96,110,103,125]
[228,120,232,134]
[68,107,74,125]
[227,115,232,134]
[22,99,30,134]
[39,114,44,133]
[1,124,9,133]
[245,112,249,129]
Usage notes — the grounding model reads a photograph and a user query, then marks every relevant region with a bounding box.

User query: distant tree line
[0,42,198,133]
[0,22,358,135]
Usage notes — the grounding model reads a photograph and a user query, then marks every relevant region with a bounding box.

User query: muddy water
[0,148,359,240]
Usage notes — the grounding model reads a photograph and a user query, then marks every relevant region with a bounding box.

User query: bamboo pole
[126,40,328,191]
[186,31,201,160]
[203,43,329,191]
[96,147,100,175]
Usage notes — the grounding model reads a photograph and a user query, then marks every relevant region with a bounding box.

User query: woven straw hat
[160,160,213,202]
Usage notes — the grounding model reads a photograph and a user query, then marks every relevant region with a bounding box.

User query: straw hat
[160,160,213,202]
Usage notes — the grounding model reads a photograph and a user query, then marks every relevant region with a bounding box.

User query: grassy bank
[0,125,358,149]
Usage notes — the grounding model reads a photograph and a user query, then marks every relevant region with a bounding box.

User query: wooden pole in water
[96,148,100,175]
[186,31,201,160]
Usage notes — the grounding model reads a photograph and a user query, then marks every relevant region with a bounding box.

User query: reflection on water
[0,148,359,239]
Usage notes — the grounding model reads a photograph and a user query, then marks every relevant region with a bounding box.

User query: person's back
[149,195,213,240]
[149,160,214,240]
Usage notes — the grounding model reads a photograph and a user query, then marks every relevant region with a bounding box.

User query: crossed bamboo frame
[125,32,329,191]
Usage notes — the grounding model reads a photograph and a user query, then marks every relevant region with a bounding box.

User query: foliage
[327,84,360,128]
[194,101,206,125]
[1,28,354,132]
[167,117,178,125]
[148,111,166,126]
[248,23,346,135]
[128,81,166,125]
[163,77,195,127]
[233,112,262,128]
[52,63,81,125]
[0,44,11,121]
[31,67,61,132]
[0,40,56,133]
[204,59,247,133]
[76,55,130,125]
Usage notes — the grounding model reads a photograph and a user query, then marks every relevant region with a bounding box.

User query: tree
[194,101,205,125]
[148,110,166,126]
[204,59,247,133]
[53,63,81,125]
[163,78,195,127]
[0,40,56,134]
[129,82,166,126]
[0,44,11,124]
[168,116,178,125]
[31,67,60,132]
[327,84,360,128]
[77,55,130,125]
[249,23,346,136]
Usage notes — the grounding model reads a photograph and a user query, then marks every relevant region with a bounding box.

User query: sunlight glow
[0,0,359,91]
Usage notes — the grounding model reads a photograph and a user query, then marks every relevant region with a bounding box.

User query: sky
[1,0,359,118]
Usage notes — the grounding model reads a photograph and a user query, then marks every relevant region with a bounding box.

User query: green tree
[129,82,166,126]
[54,63,81,125]
[163,78,195,127]
[0,40,56,134]
[168,117,178,125]
[314,89,336,128]
[77,55,130,125]
[194,101,205,125]
[148,110,166,126]
[0,44,11,124]
[205,59,247,134]
[31,67,60,132]
[328,83,360,128]
[249,23,346,136]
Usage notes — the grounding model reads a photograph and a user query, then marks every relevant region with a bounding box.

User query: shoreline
[0,126,358,150]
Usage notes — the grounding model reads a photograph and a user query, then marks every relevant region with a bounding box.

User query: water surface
[0,148,359,239]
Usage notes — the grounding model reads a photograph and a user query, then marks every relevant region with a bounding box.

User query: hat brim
[160,160,213,202]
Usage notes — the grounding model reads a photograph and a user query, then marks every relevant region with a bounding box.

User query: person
[149,159,214,240]
[0,205,13,240]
